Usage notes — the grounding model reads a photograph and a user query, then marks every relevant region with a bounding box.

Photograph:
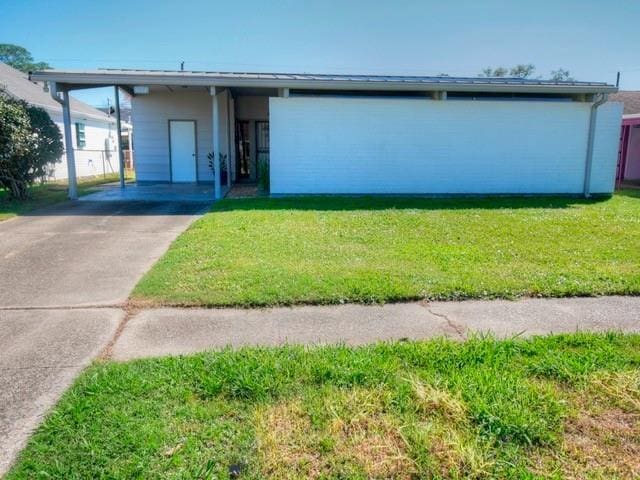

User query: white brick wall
[590,101,624,193]
[270,96,621,195]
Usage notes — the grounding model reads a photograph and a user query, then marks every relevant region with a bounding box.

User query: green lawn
[132,192,640,307]
[0,174,124,221]
[7,334,640,479]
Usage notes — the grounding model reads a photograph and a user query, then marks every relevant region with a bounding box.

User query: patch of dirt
[254,388,415,479]
[255,401,324,478]
[559,408,640,479]
[532,371,640,479]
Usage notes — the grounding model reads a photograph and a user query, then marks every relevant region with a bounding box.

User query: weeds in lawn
[7,334,640,479]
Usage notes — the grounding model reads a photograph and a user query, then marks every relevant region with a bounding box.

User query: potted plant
[207,152,228,185]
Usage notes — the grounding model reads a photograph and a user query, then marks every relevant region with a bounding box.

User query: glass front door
[236,120,251,180]
[256,121,269,167]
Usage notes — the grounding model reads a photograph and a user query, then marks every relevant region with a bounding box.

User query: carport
[41,81,130,200]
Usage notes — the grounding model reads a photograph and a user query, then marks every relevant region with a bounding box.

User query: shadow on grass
[212,193,618,213]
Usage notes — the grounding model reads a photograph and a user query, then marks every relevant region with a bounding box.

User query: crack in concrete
[98,304,140,361]
[0,365,82,371]
[419,300,466,339]
[0,304,123,311]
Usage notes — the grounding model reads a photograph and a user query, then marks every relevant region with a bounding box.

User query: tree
[550,68,574,82]
[509,64,536,78]
[0,44,50,73]
[479,64,574,81]
[480,66,509,77]
[0,89,63,199]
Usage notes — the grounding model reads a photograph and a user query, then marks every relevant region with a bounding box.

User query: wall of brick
[270,96,622,195]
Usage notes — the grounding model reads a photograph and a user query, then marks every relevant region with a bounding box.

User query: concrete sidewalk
[112,296,640,361]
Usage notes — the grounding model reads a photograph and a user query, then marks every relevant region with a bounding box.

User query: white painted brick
[269,96,619,195]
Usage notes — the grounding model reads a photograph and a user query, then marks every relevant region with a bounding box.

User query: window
[75,122,86,149]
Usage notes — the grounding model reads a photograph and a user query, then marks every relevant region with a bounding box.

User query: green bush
[0,89,63,199]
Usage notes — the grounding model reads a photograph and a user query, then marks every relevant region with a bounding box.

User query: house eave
[30,70,618,95]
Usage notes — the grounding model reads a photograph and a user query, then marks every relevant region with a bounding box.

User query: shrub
[0,89,63,199]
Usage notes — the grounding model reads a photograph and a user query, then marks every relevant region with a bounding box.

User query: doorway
[256,121,270,168]
[235,120,251,182]
[169,120,197,182]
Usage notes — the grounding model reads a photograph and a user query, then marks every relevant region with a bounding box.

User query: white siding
[50,113,119,180]
[132,90,212,182]
[590,101,624,193]
[270,96,619,195]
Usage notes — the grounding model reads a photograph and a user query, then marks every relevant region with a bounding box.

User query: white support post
[210,87,221,199]
[114,86,125,189]
[226,92,232,188]
[228,95,236,185]
[61,90,78,200]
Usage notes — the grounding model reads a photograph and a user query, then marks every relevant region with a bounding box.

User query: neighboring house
[96,106,135,169]
[32,69,622,197]
[609,91,640,184]
[0,62,120,180]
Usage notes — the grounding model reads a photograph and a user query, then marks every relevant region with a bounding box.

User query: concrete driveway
[0,199,206,474]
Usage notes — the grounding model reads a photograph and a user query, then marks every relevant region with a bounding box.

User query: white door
[169,120,197,182]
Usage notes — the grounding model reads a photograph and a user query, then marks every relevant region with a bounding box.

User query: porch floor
[225,184,263,198]
[79,182,215,203]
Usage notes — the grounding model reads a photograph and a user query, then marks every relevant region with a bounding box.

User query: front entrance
[169,120,197,182]
[234,120,269,184]
[236,120,251,181]
[256,121,270,168]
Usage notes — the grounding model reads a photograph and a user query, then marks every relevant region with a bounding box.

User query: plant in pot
[207,152,228,185]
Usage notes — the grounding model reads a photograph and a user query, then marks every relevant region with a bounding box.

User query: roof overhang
[30,69,618,95]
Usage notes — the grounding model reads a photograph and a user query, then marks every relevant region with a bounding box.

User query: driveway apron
[0,199,206,474]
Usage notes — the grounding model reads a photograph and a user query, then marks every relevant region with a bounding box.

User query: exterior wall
[132,90,212,182]
[624,125,640,180]
[236,96,268,120]
[270,96,621,195]
[590,101,624,193]
[50,112,119,180]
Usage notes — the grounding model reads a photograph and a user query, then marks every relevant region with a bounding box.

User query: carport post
[114,86,125,189]
[210,86,221,200]
[61,89,78,200]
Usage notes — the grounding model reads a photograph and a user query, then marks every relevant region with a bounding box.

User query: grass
[132,191,640,306]
[7,333,640,479]
[0,173,127,221]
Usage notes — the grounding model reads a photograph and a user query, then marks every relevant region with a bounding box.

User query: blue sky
[2,0,639,106]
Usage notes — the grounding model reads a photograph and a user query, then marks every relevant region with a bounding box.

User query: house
[609,91,640,185]
[0,62,121,181]
[31,68,622,198]
[97,106,135,169]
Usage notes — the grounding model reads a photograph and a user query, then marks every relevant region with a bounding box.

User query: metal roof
[0,62,114,122]
[31,68,617,95]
